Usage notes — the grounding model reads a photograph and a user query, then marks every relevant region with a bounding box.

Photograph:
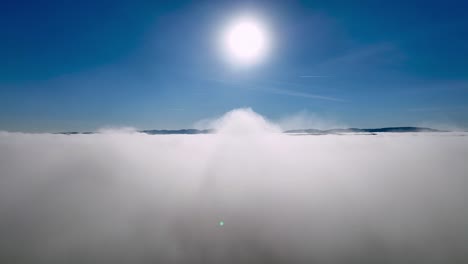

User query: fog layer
[1,109,467,263]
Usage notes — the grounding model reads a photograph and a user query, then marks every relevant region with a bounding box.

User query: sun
[221,16,270,66]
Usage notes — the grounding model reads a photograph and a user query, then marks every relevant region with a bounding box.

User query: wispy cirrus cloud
[205,78,343,102]
[260,86,343,101]
[311,42,403,72]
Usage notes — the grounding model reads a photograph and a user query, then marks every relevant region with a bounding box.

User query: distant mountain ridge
[57,127,445,135]
[58,129,213,135]
[141,129,213,135]
[285,127,444,134]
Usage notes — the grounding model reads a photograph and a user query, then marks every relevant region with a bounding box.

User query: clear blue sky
[1,0,467,132]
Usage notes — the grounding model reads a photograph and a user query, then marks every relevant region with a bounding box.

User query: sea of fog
[0,109,467,263]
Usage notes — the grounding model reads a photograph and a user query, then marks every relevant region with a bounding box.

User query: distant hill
[140,129,213,135]
[57,129,213,135]
[57,127,445,135]
[285,127,445,134]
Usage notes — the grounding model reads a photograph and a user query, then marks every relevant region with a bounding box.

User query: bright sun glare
[222,16,270,66]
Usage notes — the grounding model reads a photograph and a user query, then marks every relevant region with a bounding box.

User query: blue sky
[1,0,467,132]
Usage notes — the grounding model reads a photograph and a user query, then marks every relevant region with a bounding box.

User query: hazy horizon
[1,108,466,134]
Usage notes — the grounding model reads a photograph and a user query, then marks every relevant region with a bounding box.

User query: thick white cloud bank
[0,109,467,264]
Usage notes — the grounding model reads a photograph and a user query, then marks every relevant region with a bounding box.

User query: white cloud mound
[0,109,467,264]
[212,108,281,135]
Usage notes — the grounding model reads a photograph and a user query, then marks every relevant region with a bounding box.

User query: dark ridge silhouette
[285,127,445,134]
[55,131,95,135]
[141,129,213,135]
[56,129,213,135]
